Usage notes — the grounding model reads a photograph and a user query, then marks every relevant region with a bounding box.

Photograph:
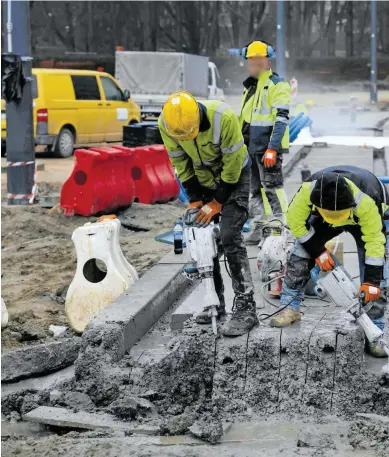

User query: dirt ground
[1,154,182,351]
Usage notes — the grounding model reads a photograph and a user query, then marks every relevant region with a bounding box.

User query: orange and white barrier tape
[6,160,35,167]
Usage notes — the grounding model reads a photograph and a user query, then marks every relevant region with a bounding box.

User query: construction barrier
[65,217,138,333]
[61,145,180,215]
[60,147,136,216]
[114,144,180,204]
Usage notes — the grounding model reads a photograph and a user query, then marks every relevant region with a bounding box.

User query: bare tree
[345,1,354,56]
[28,1,389,61]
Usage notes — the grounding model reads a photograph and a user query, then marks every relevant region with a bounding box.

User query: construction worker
[239,40,290,245]
[270,165,388,358]
[158,91,258,337]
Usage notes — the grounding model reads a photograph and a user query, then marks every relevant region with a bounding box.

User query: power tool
[311,261,389,355]
[183,213,220,335]
[257,218,292,296]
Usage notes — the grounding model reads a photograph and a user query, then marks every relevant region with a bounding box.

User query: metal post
[7,0,13,53]
[370,0,378,104]
[276,0,286,78]
[3,0,35,205]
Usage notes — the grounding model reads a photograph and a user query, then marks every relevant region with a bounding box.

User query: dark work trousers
[205,168,254,301]
[249,154,288,218]
[281,216,387,327]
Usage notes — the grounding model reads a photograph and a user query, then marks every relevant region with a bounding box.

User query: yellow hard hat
[317,207,351,224]
[162,91,200,141]
[246,41,268,58]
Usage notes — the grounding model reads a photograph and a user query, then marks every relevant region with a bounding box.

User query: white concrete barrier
[65,216,138,333]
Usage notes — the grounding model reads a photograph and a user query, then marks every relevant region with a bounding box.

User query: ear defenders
[241,40,276,59]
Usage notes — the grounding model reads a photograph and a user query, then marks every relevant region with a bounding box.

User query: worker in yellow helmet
[239,40,290,245]
[270,166,388,358]
[158,92,258,337]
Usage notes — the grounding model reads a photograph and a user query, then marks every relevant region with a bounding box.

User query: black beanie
[310,173,355,210]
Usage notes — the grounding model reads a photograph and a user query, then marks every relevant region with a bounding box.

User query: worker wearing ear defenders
[239,40,290,245]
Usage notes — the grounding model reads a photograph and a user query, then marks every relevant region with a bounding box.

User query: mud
[348,416,389,457]
[1,203,180,352]
[188,413,224,444]
[1,417,381,457]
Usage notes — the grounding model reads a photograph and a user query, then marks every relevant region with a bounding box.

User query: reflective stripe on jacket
[158,100,249,189]
[239,69,290,156]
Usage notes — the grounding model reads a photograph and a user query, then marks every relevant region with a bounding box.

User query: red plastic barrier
[60,147,136,216]
[112,145,180,204]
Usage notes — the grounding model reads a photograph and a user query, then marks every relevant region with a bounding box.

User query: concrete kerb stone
[1,338,81,382]
[76,250,190,381]
[2,365,75,397]
[24,406,160,435]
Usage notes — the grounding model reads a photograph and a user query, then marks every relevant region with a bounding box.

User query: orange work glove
[184,201,203,214]
[315,250,336,272]
[183,201,203,223]
[263,149,277,168]
[195,200,223,226]
[359,283,381,303]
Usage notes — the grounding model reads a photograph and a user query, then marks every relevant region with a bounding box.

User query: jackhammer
[183,210,220,335]
[311,260,389,357]
[257,218,293,296]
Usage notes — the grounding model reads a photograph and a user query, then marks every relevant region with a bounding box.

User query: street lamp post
[370,0,378,104]
[276,0,286,78]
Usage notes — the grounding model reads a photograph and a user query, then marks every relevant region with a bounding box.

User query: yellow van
[1,69,140,157]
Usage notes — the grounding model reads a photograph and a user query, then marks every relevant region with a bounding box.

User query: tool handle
[310,253,341,282]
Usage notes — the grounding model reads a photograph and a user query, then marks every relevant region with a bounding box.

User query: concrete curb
[24,406,160,435]
[1,338,81,382]
[78,251,190,364]
[2,365,75,397]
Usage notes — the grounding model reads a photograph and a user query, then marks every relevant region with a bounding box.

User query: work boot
[365,337,388,358]
[195,298,226,324]
[270,308,301,328]
[222,294,258,337]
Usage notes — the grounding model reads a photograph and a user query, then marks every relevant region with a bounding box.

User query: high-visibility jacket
[239,69,290,156]
[158,100,249,190]
[287,165,388,283]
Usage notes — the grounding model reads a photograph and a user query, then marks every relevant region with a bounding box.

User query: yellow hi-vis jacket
[158,100,249,190]
[239,69,290,156]
[287,179,386,281]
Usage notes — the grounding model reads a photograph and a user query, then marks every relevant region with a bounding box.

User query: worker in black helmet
[271,165,388,358]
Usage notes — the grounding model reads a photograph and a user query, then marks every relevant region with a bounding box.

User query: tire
[54,128,74,158]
